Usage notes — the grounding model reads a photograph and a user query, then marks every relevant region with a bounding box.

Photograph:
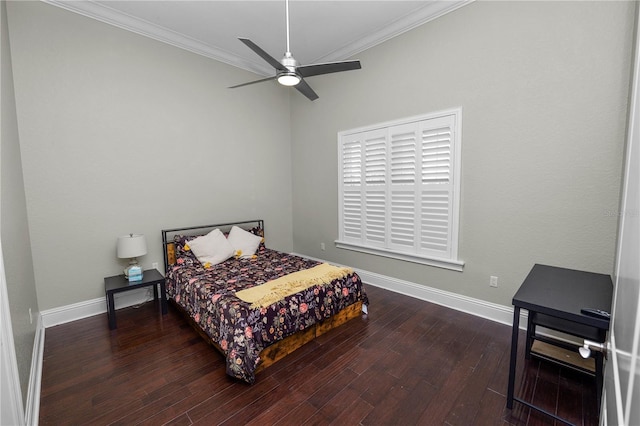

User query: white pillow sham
[227,226,262,258]
[187,228,234,266]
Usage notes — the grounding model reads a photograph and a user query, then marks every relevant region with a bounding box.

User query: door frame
[0,241,25,426]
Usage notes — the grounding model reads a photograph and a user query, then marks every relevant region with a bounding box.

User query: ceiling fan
[229,0,361,101]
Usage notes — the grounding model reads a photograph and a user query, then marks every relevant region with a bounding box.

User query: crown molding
[313,0,473,63]
[42,0,273,75]
[42,0,473,76]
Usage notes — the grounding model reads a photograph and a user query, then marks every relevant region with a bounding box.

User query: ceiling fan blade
[295,78,319,101]
[297,60,361,78]
[229,75,277,89]
[238,38,287,72]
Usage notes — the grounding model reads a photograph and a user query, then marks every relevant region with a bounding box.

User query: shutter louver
[390,130,416,185]
[365,136,386,185]
[340,136,363,243]
[365,191,386,244]
[420,191,450,254]
[342,139,362,186]
[390,191,415,248]
[342,190,362,239]
[422,126,451,184]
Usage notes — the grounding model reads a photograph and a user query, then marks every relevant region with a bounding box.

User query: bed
[162,219,369,383]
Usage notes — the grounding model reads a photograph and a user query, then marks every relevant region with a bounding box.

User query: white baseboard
[356,268,524,326]
[40,254,587,351]
[299,255,589,346]
[25,315,44,426]
[41,257,585,344]
[291,252,530,329]
[41,287,154,328]
[41,257,526,332]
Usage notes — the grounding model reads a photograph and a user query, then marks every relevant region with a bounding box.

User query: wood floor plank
[38,285,599,426]
[314,381,365,422]
[137,372,232,426]
[379,376,437,425]
[331,396,374,425]
[471,388,510,426]
[306,367,359,411]
[243,389,310,425]
[444,344,505,425]
[273,401,319,426]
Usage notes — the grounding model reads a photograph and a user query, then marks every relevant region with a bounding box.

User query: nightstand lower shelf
[530,340,595,374]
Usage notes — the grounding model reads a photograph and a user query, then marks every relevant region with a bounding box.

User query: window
[336,108,464,271]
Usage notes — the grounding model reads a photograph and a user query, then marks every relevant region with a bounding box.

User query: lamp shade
[116,234,147,259]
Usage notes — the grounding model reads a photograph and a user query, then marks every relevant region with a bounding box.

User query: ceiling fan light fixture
[277,72,301,86]
[231,0,360,100]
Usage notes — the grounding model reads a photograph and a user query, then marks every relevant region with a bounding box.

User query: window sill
[334,240,465,272]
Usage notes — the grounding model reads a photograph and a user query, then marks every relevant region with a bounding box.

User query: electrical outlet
[490,276,498,288]
[320,243,326,251]
[29,308,33,324]
[152,262,158,271]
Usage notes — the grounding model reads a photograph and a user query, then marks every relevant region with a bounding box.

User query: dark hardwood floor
[39,285,599,425]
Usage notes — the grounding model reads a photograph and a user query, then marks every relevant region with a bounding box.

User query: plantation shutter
[340,134,363,241]
[389,124,418,252]
[419,115,455,258]
[363,132,387,247]
[338,108,461,268]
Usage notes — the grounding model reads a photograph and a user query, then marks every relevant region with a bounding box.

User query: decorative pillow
[227,226,263,258]
[249,226,264,238]
[173,235,198,261]
[187,228,235,267]
[249,226,266,251]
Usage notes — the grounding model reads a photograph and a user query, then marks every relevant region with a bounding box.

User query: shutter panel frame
[337,108,463,271]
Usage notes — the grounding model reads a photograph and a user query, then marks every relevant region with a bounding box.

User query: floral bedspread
[165,247,368,383]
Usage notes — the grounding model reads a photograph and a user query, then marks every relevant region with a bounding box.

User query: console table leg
[160,282,168,315]
[107,292,116,330]
[507,306,521,409]
[596,351,603,406]
[525,313,535,359]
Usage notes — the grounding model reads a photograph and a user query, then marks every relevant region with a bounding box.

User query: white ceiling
[44,0,471,77]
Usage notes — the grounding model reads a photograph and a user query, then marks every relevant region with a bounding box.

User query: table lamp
[116,233,147,280]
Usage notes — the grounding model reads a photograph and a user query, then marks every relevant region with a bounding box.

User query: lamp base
[124,260,143,282]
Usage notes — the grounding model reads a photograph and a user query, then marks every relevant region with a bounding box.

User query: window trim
[336,108,464,271]
[334,240,465,271]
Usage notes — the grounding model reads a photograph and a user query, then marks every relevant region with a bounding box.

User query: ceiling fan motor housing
[281,53,298,71]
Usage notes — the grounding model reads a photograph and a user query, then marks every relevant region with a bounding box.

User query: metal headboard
[161,219,264,271]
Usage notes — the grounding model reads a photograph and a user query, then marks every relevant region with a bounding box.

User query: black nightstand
[104,268,167,330]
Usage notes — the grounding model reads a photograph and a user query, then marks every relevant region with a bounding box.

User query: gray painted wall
[290,1,635,306]
[3,1,636,403]
[7,1,294,311]
[1,0,39,407]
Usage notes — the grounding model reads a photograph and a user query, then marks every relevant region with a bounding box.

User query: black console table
[506,264,612,424]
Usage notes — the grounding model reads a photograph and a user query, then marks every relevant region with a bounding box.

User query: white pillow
[227,226,262,258]
[187,228,234,266]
